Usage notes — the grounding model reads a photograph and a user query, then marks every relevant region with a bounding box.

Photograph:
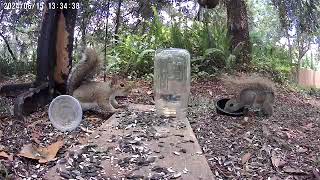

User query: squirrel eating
[221,75,275,117]
[67,48,132,113]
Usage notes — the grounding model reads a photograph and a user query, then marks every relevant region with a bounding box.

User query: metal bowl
[215,98,244,117]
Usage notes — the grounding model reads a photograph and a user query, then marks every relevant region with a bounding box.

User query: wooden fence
[298,68,320,88]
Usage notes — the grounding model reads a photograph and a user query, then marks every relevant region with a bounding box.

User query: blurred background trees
[0,0,319,83]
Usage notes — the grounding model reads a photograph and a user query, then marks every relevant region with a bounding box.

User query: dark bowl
[215,98,244,117]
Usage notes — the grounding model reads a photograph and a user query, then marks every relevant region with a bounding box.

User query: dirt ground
[0,75,319,179]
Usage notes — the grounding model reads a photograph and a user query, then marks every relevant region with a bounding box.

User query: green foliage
[110,6,233,77]
[110,34,154,76]
[0,50,36,77]
[147,7,171,49]
[251,42,292,83]
[2,0,315,83]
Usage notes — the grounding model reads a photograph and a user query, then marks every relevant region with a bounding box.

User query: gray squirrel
[222,75,275,117]
[67,48,132,113]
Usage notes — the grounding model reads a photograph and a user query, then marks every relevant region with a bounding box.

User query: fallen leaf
[18,140,64,163]
[0,151,13,161]
[241,152,251,164]
[19,144,44,160]
[0,151,9,159]
[283,166,306,175]
[271,154,286,168]
[146,90,153,95]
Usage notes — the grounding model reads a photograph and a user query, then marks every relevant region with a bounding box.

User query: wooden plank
[45,104,214,180]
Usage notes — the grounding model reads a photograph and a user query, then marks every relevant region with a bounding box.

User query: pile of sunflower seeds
[112,110,188,179]
[58,144,109,179]
[116,110,175,129]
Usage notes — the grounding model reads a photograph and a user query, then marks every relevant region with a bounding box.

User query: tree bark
[81,19,87,50]
[226,0,252,70]
[114,0,123,44]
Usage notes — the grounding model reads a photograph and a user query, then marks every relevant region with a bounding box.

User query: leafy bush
[251,42,292,83]
[0,53,36,77]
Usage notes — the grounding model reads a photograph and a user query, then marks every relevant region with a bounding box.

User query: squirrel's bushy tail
[67,48,103,94]
[221,74,275,94]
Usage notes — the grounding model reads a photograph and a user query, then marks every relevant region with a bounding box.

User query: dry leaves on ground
[0,151,13,161]
[283,166,307,175]
[271,153,286,169]
[18,140,64,163]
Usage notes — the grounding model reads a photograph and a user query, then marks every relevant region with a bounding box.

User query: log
[0,83,34,97]
[13,82,51,119]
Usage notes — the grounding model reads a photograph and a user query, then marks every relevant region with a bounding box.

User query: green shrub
[252,43,292,83]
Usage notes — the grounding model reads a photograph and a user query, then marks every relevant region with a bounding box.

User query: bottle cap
[48,95,82,132]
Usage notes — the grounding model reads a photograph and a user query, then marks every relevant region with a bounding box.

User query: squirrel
[221,75,275,117]
[67,48,132,113]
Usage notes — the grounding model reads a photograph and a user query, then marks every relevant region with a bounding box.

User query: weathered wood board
[45,104,215,180]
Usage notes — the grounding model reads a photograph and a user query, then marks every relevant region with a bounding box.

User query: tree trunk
[1,0,78,118]
[114,0,123,44]
[0,7,5,79]
[81,19,87,51]
[285,30,293,61]
[79,1,90,51]
[196,6,202,21]
[104,0,111,82]
[0,32,17,62]
[295,30,311,83]
[226,0,252,70]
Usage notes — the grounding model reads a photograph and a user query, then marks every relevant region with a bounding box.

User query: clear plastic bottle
[154,48,191,119]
